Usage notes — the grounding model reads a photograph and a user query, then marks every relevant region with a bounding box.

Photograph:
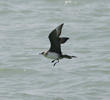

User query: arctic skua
[40,23,77,66]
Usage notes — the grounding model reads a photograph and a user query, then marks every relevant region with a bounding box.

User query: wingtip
[61,23,64,26]
[59,23,64,30]
[57,23,64,28]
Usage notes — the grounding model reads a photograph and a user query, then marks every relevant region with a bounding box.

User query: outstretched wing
[59,37,69,44]
[55,23,64,37]
[48,23,64,55]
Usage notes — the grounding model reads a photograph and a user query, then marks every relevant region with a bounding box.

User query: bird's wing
[48,24,64,55]
[55,23,64,37]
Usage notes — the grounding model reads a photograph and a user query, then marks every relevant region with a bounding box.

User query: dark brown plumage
[41,23,77,66]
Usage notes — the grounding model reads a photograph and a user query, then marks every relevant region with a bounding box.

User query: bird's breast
[45,52,59,59]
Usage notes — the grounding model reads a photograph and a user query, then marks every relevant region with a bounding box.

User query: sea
[0,0,110,100]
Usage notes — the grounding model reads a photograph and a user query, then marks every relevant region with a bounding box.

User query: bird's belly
[46,52,59,59]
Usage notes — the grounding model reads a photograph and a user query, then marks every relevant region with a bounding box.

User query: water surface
[0,0,110,100]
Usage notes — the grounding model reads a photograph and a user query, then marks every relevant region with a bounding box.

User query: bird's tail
[62,55,77,59]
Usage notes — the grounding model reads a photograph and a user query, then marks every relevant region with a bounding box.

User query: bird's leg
[51,59,56,63]
[53,59,59,67]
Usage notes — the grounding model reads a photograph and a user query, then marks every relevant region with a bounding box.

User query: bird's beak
[39,53,42,55]
[39,52,44,55]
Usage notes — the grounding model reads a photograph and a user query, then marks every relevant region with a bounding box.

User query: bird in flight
[40,23,77,66]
